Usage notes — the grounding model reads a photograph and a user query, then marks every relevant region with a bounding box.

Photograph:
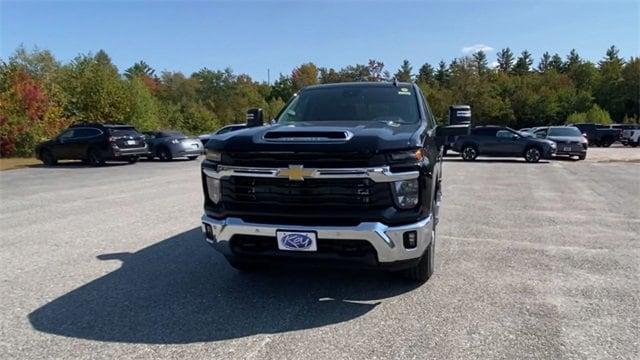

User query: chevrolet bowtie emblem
[278,165,315,181]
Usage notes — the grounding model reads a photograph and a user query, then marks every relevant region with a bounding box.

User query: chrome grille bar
[203,165,418,183]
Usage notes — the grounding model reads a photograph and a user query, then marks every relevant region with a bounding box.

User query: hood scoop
[263,130,353,142]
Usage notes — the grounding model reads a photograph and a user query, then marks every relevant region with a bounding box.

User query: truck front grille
[222,177,393,209]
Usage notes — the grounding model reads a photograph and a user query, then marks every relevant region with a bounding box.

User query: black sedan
[533,126,588,160]
[142,131,203,161]
[452,126,557,163]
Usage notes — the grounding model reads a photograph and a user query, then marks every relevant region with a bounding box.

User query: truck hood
[206,121,423,153]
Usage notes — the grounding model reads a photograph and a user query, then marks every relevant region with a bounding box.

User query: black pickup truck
[201,82,443,282]
[572,123,620,147]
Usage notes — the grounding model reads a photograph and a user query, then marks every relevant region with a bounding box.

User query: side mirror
[246,108,264,127]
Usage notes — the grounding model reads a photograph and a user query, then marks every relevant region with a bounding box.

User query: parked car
[452,126,557,162]
[572,123,620,147]
[201,82,443,283]
[533,126,588,160]
[142,131,203,161]
[199,124,247,146]
[35,123,148,166]
[615,124,640,147]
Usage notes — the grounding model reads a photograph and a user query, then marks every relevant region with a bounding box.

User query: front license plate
[563,146,572,152]
[277,231,317,252]
[127,140,136,145]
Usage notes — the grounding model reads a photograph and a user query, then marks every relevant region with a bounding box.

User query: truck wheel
[578,154,586,160]
[41,150,58,166]
[524,147,541,163]
[602,139,612,148]
[158,148,172,161]
[461,146,477,161]
[88,148,105,167]
[403,223,435,283]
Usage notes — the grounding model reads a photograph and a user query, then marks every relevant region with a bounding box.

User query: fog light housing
[403,231,417,249]
[204,223,214,240]
[391,179,419,209]
[206,177,221,203]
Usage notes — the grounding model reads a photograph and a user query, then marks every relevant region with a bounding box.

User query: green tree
[59,51,129,121]
[549,53,564,72]
[434,61,449,86]
[124,61,156,80]
[512,50,533,75]
[472,51,489,75]
[621,57,640,121]
[594,46,626,121]
[394,60,413,82]
[496,48,515,73]
[564,49,582,72]
[417,63,435,85]
[538,52,551,73]
[126,77,160,130]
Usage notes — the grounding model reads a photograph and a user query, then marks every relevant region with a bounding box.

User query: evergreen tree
[394,60,413,82]
[472,51,489,75]
[538,52,551,73]
[496,48,515,73]
[434,60,449,85]
[417,63,435,85]
[549,53,564,72]
[125,61,156,80]
[513,50,533,75]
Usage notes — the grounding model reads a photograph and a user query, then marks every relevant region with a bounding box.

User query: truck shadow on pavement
[28,228,418,344]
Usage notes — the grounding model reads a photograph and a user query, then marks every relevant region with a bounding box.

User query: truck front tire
[403,227,435,283]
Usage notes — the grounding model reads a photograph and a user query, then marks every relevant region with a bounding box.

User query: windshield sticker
[398,88,411,95]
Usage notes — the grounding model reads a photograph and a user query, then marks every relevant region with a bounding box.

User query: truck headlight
[391,179,419,209]
[206,177,221,203]
[388,149,424,162]
[206,149,222,162]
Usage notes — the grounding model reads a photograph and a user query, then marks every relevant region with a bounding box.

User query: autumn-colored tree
[291,63,319,90]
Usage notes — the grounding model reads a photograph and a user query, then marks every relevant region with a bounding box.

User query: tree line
[1,45,638,156]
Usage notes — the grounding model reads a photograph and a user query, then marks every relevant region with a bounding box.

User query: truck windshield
[277,86,420,124]
[548,127,581,136]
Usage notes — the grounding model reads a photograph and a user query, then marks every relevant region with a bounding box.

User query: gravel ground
[0,148,638,359]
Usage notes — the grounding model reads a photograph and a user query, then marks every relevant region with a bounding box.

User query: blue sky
[1,0,638,81]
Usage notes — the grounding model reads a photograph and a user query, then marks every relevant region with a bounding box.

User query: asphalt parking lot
[0,148,638,359]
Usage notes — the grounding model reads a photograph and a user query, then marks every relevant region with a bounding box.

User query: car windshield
[548,127,581,136]
[277,85,420,124]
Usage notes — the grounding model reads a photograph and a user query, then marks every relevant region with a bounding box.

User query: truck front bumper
[201,214,433,267]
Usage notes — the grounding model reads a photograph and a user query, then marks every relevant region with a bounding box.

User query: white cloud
[462,44,494,54]
[490,61,499,68]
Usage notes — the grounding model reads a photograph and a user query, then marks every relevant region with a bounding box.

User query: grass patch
[0,157,40,171]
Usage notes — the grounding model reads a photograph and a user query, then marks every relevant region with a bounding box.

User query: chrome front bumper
[201,214,433,264]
